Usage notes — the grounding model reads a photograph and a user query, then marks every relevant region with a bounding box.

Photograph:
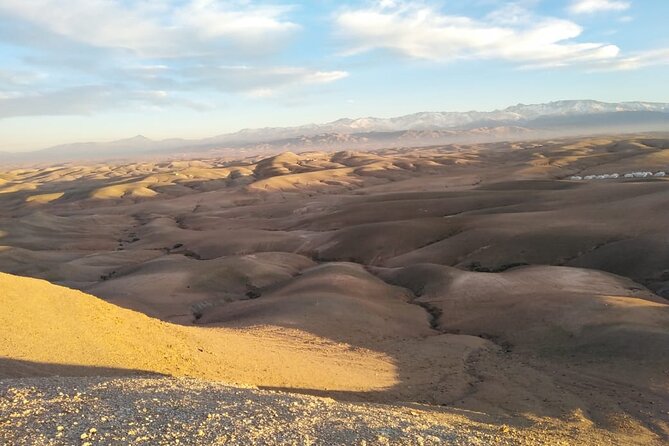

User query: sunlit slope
[0,272,396,392]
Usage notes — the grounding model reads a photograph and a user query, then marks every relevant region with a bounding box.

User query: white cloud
[0,86,132,118]
[248,88,275,98]
[568,0,631,14]
[0,0,299,57]
[0,1,349,119]
[0,69,47,87]
[303,70,350,84]
[0,85,213,118]
[596,47,669,70]
[0,65,349,118]
[485,2,535,25]
[335,3,619,67]
[184,65,349,97]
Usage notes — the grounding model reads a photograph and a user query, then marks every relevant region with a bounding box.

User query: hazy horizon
[2,98,668,154]
[1,0,669,152]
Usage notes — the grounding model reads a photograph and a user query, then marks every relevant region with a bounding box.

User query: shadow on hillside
[0,357,165,379]
[191,261,669,438]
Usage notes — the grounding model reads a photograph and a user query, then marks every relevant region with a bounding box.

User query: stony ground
[0,376,641,445]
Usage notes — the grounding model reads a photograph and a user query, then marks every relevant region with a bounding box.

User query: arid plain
[1,135,669,445]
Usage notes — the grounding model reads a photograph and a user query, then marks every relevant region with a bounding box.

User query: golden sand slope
[0,272,396,393]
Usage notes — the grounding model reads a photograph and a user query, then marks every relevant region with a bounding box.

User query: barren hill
[1,135,669,444]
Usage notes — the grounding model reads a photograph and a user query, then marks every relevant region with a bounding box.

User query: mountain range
[3,100,669,163]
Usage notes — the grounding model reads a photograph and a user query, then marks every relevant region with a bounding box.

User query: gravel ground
[0,376,590,446]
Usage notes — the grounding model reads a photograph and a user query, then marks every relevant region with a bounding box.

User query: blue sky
[1,0,668,151]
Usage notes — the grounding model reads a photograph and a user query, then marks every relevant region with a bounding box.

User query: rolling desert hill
[1,134,669,444]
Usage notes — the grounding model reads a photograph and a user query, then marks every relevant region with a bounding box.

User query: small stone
[56,426,64,432]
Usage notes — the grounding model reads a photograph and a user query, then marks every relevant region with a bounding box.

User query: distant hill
[2,100,669,163]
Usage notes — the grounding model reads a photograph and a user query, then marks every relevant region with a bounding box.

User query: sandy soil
[1,135,668,444]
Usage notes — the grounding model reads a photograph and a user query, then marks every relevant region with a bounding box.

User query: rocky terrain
[2,377,634,446]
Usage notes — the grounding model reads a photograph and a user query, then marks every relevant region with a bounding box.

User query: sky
[1,0,668,152]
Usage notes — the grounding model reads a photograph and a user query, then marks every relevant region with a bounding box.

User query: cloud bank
[0,0,347,119]
[334,2,620,67]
